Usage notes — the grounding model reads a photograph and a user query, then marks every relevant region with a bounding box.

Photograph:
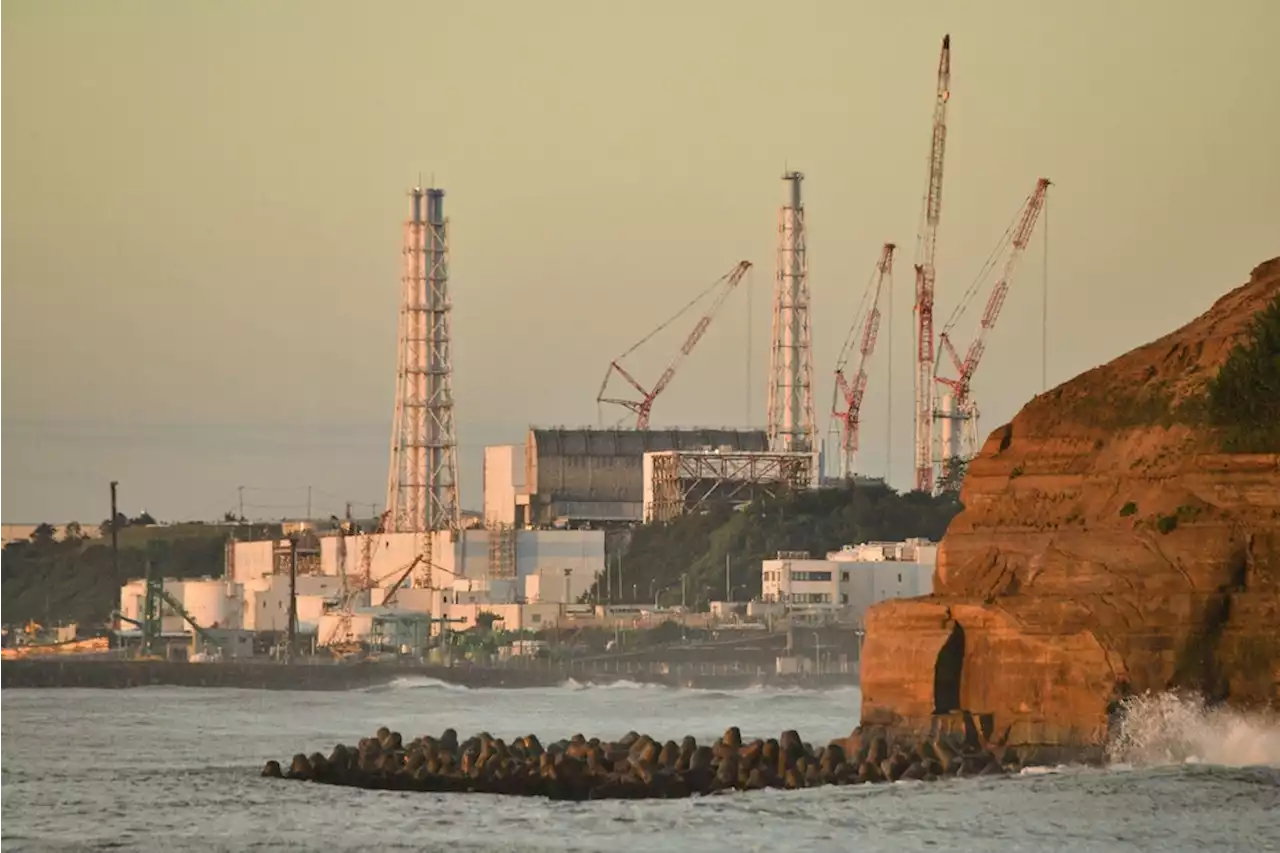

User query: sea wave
[376,676,474,692]
[1108,692,1280,768]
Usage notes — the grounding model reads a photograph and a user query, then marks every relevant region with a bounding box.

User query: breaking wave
[1107,692,1280,768]
[376,676,474,692]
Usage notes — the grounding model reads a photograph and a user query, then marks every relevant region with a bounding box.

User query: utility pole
[238,485,245,521]
[109,480,119,577]
[287,534,299,663]
[725,553,731,602]
[142,558,155,657]
[306,486,313,520]
[681,573,687,609]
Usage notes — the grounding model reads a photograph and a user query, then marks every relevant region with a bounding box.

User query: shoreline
[0,658,862,692]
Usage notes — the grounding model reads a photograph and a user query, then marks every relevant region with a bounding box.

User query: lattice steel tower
[766,171,817,453]
[386,185,461,535]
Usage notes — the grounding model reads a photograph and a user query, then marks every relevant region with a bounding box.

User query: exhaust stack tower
[767,171,816,453]
[386,185,461,536]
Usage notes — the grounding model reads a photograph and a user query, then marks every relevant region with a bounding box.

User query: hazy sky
[4,0,1278,524]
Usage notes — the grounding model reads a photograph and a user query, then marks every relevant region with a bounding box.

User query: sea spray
[1107,692,1280,768]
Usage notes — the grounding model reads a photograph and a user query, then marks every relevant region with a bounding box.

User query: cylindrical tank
[179,580,232,629]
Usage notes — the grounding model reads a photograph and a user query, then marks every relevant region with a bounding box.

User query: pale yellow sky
[3,0,1278,521]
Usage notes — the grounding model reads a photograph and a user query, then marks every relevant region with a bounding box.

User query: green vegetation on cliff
[594,484,960,609]
[1,521,274,628]
[1205,292,1280,452]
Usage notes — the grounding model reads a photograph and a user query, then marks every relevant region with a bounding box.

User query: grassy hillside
[594,483,961,609]
[0,522,276,629]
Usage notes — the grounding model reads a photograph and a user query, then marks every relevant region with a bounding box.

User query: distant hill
[592,483,962,609]
[0,521,277,628]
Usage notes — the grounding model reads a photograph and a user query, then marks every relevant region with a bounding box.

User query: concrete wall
[515,529,603,578]
[242,574,343,632]
[319,530,459,586]
[228,540,274,584]
[483,444,526,526]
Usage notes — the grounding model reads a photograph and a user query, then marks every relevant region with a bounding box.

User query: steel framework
[831,243,896,479]
[386,186,461,537]
[597,261,752,429]
[645,450,816,523]
[913,35,952,495]
[767,172,816,453]
[934,177,1051,471]
[486,521,517,579]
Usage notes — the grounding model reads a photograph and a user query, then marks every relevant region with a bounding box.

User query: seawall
[0,658,860,692]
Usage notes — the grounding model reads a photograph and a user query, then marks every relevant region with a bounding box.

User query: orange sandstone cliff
[860,257,1280,752]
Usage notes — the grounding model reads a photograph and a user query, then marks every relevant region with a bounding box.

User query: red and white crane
[597,260,752,430]
[832,243,896,479]
[913,34,952,495]
[934,177,1051,470]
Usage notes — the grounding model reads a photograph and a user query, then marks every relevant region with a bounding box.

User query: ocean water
[2,681,1278,853]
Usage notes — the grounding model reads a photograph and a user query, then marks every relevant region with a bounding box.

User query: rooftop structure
[521,427,768,526]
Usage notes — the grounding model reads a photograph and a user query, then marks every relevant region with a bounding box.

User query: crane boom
[833,243,895,479]
[936,177,1051,408]
[597,260,752,429]
[913,33,952,495]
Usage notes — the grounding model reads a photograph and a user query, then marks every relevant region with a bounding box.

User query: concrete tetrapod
[262,725,1023,799]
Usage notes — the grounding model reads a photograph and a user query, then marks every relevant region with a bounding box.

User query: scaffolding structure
[644,450,817,523]
[767,172,816,454]
[386,185,461,537]
[486,521,517,579]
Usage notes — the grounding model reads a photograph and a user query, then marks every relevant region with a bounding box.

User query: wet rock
[265,724,974,799]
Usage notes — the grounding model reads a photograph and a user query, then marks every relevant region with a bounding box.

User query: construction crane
[934,177,1051,472]
[831,243,896,479]
[913,33,952,495]
[322,553,459,651]
[597,260,752,429]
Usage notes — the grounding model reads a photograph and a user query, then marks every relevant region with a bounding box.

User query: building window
[841,572,849,582]
[841,593,848,604]
[792,571,832,582]
[898,573,902,583]
[532,614,542,624]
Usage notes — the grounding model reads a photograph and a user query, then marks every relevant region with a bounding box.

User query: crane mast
[936,177,1051,470]
[913,34,951,495]
[597,260,752,429]
[832,243,895,479]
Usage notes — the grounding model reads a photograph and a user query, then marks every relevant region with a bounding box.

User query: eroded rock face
[861,257,1280,751]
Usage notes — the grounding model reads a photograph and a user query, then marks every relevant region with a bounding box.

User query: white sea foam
[1107,692,1280,768]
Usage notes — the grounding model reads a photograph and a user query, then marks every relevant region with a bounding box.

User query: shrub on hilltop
[1204,292,1280,452]
[594,483,960,610]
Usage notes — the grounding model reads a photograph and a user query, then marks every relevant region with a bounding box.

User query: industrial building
[489,427,770,527]
[760,538,936,622]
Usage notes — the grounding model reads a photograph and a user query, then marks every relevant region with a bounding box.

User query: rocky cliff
[860,257,1280,754]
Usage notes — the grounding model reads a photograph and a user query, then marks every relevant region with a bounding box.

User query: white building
[484,444,528,527]
[216,526,605,647]
[760,538,936,621]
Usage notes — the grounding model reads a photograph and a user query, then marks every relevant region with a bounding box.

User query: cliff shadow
[933,621,965,715]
